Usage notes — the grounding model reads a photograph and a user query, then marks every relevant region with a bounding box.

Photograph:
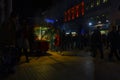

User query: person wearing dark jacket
[116,25,120,56]
[107,26,120,61]
[91,27,104,59]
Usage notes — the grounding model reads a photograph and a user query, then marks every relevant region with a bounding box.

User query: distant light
[102,14,105,16]
[98,21,101,24]
[56,19,58,22]
[106,20,109,22]
[71,32,76,34]
[89,22,92,26]
[71,32,77,36]
[44,18,55,24]
[66,32,70,34]
[100,30,106,34]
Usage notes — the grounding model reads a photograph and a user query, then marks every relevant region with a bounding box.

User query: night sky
[12,0,54,17]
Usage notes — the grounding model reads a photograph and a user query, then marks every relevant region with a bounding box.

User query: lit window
[75,5,79,18]
[103,0,105,3]
[91,0,94,8]
[91,4,94,8]
[106,20,109,22]
[102,14,105,16]
[103,0,108,3]
[97,0,100,5]
[71,7,75,19]
[98,21,101,24]
[81,1,85,16]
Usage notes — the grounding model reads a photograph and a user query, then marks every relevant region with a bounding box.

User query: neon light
[67,10,71,21]
[81,1,84,16]
[75,5,79,18]
[71,7,75,20]
[44,18,55,24]
[64,1,85,22]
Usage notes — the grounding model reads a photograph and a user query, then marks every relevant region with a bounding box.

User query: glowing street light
[106,20,109,22]
[89,22,92,26]
[98,21,101,24]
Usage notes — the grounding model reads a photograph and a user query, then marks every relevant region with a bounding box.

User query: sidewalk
[1,49,120,80]
[2,51,94,80]
[59,49,91,57]
[54,47,111,60]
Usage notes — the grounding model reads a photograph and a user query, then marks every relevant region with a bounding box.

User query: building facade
[63,0,120,33]
[84,0,120,31]
[63,0,84,34]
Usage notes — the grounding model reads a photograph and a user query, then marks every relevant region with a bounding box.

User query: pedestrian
[107,25,120,61]
[54,30,60,52]
[91,27,104,59]
[117,25,120,55]
[17,20,30,63]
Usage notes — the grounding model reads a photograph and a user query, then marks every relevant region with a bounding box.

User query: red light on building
[64,1,85,22]
[81,1,84,6]
[75,5,79,18]
[82,8,84,16]
[64,12,67,22]
[67,10,71,21]
[71,7,75,20]
[81,1,84,16]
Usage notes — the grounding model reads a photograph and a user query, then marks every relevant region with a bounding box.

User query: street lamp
[106,20,109,22]
[98,21,101,24]
[89,22,92,26]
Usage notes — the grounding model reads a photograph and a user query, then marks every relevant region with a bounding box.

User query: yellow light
[27,49,30,52]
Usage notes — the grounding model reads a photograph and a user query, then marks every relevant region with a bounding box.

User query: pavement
[1,49,120,80]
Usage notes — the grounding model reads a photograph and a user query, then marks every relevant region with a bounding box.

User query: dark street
[0,0,120,80]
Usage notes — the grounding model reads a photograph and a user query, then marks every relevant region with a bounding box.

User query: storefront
[32,25,50,53]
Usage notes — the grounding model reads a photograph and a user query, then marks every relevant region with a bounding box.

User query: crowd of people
[50,25,120,61]
[50,30,90,52]
[90,25,120,61]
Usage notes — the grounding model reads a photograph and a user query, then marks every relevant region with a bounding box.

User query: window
[103,0,108,3]
[91,3,94,8]
[97,0,100,6]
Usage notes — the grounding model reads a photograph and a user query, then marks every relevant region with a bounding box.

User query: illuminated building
[64,1,84,22]
[63,0,85,33]
[84,0,120,31]
[63,0,120,34]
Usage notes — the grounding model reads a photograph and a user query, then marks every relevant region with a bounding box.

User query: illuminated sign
[64,1,85,22]
[44,18,55,24]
